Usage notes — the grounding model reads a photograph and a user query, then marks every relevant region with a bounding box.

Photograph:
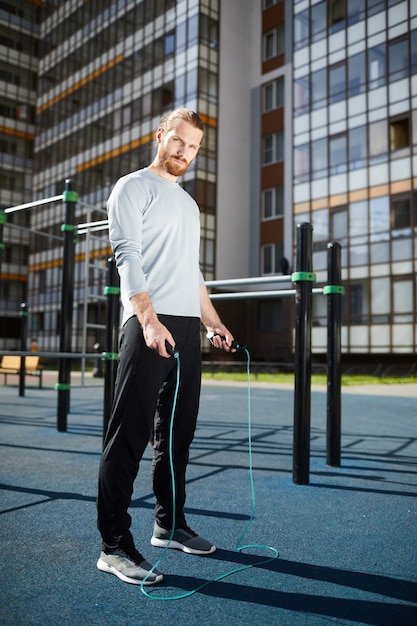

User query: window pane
[263,245,272,273]
[276,24,285,55]
[294,8,309,50]
[331,209,348,240]
[294,143,310,180]
[264,83,274,111]
[311,68,327,110]
[275,76,284,107]
[329,0,346,33]
[263,136,273,164]
[347,0,365,24]
[329,135,347,173]
[312,137,328,178]
[329,64,346,103]
[370,196,389,240]
[368,44,386,89]
[263,189,273,218]
[369,119,388,159]
[275,185,284,216]
[392,197,411,229]
[389,118,410,151]
[275,131,284,161]
[311,2,326,42]
[393,280,413,314]
[349,125,367,169]
[411,29,417,75]
[312,208,328,243]
[389,39,409,82]
[348,52,366,96]
[294,75,309,113]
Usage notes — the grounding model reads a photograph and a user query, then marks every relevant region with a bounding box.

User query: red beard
[159,153,189,177]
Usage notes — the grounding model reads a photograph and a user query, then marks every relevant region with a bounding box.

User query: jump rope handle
[206,332,247,351]
[165,341,179,358]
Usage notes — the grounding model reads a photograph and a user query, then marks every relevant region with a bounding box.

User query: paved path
[1,380,416,625]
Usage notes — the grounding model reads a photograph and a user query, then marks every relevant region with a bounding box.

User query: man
[97,109,235,586]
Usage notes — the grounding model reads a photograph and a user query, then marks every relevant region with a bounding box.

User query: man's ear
[155,127,163,143]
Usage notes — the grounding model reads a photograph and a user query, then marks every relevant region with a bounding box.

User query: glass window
[392,196,411,231]
[328,0,346,33]
[311,137,328,178]
[393,279,413,315]
[349,201,368,265]
[389,38,409,82]
[349,126,367,169]
[329,63,346,103]
[263,77,284,112]
[263,132,284,165]
[264,25,285,60]
[294,8,309,50]
[261,242,284,275]
[311,2,326,42]
[350,282,364,322]
[294,143,310,180]
[329,134,347,174]
[389,117,410,151]
[262,186,284,219]
[311,68,327,110]
[370,196,389,241]
[411,29,417,75]
[369,119,388,161]
[330,208,348,247]
[348,52,366,97]
[368,44,386,89]
[347,0,365,24]
[368,0,385,16]
[312,208,328,245]
[294,75,309,114]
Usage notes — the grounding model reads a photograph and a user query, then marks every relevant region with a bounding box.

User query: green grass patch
[201,371,416,385]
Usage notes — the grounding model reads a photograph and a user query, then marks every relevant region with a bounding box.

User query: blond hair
[159,108,204,134]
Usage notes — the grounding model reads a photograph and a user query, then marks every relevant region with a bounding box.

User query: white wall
[216,0,260,279]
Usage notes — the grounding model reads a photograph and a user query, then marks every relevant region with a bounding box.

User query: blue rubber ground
[1,374,416,625]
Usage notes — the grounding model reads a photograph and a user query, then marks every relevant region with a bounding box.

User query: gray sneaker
[97,546,163,585]
[151,522,216,555]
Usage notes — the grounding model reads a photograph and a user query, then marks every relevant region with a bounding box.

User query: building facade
[0,0,39,348]
[292,0,417,358]
[0,0,416,367]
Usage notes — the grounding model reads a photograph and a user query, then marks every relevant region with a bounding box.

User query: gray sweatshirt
[107,168,204,326]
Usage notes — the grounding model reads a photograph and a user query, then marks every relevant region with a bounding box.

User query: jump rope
[140,332,279,599]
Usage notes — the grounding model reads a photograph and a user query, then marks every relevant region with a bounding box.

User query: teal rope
[141,348,279,599]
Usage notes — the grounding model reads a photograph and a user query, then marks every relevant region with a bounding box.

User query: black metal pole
[326,242,343,466]
[292,222,314,485]
[103,257,120,443]
[0,210,5,278]
[57,180,77,432]
[19,302,28,397]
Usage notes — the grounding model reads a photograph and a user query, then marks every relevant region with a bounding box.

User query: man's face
[157,120,203,177]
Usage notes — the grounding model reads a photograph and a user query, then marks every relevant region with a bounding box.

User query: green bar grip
[104,286,120,296]
[291,271,316,283]
[55,383,71,391]
[62,190,79,203]
[101,352,119,360]
[323,285,345,295]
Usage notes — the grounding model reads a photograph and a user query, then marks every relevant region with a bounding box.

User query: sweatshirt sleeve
[107,176,148,299]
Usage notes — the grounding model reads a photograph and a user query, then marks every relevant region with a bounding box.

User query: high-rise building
[1,0,416,368]
[292,0,417,360]
[0,0,39,348]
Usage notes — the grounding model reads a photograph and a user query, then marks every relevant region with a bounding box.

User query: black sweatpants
[97,314,201,550]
